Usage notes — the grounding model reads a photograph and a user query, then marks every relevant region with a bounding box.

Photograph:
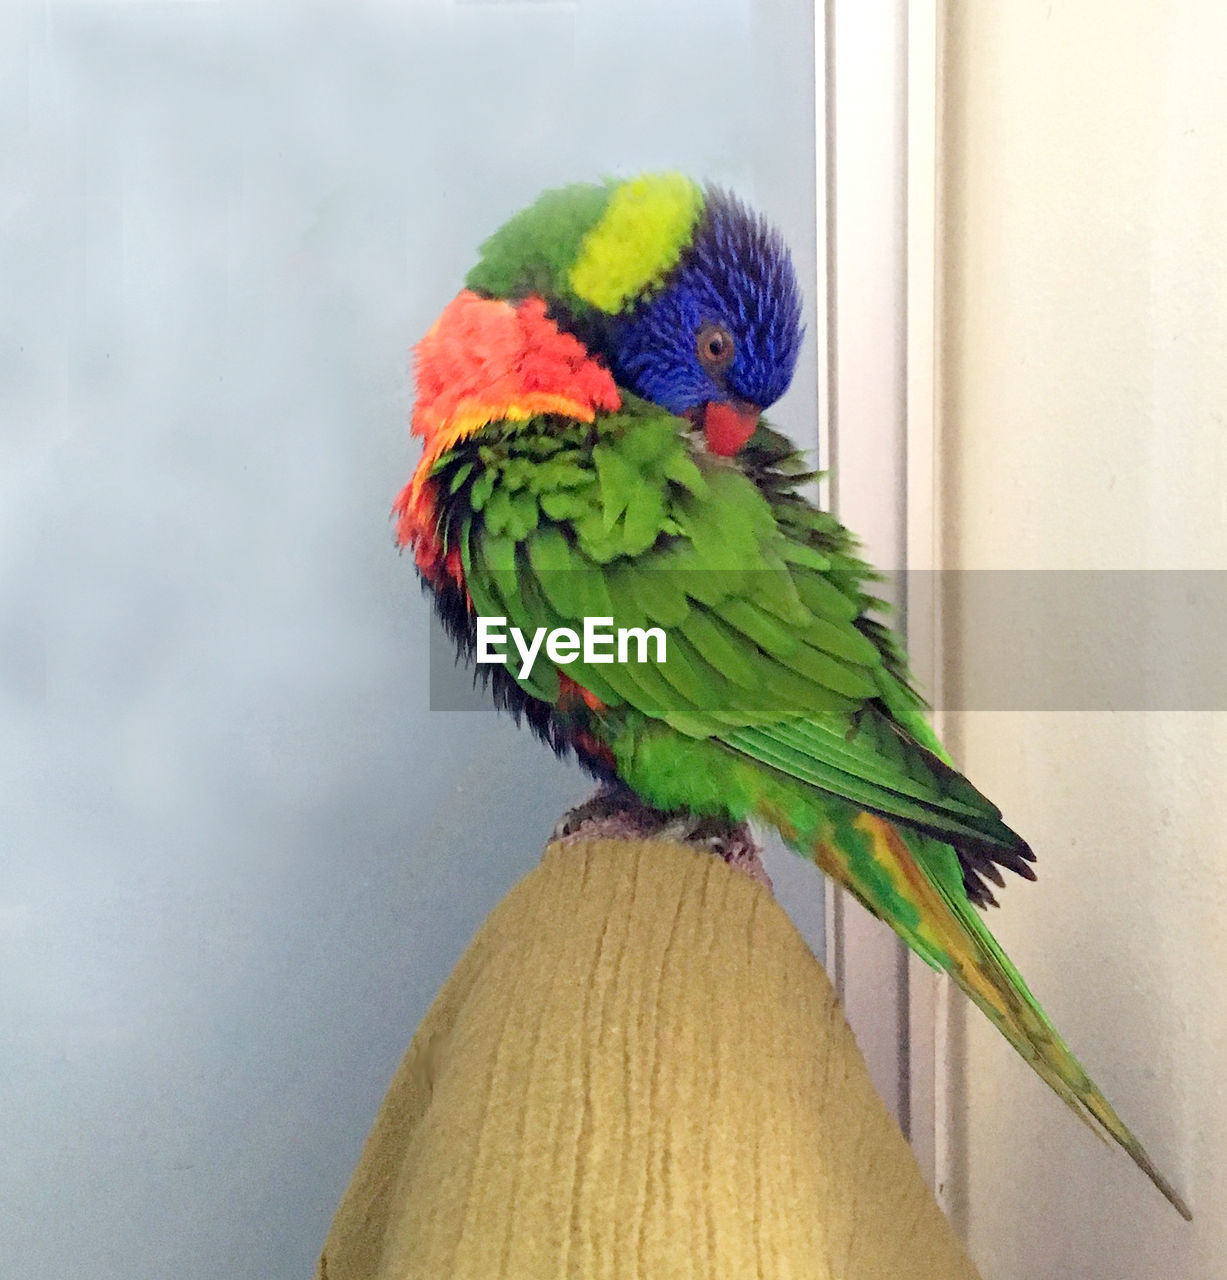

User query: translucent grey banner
[427,571,1227,712]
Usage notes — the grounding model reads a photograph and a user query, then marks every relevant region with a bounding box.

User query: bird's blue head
[609,187,805,454]
[465,174,806,455]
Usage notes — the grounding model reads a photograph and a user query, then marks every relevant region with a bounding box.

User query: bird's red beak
[703,399,761,456]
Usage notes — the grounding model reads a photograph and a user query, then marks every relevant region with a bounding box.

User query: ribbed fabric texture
[315,839,979,1280]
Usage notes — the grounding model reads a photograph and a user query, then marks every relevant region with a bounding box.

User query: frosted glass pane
[1,3,818,1276]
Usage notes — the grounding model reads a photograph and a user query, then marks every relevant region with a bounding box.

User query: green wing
[434,395,1031,901]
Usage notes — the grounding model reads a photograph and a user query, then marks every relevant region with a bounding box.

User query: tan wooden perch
[315,834,980,1279]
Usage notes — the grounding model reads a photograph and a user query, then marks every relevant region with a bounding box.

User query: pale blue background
[1,2,819,1275]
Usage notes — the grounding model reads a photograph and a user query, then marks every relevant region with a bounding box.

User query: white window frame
[816,0,947,1200]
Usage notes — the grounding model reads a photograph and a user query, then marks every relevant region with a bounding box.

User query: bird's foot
[552,790,772,891]
[551,782,645,840]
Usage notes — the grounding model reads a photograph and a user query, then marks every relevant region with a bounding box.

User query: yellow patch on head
[568,173,703,313]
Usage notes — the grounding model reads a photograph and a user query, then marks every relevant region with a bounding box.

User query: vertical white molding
[815,0,834,518]
[821,0,945,1152]
[904,0,946,1196]
[822,0,912,1124]
[816,0,843,1000]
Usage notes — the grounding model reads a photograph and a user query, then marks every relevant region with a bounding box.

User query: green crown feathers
[465,173,704,315]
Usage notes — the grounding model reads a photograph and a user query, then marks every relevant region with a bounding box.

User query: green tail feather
[751,769,1193,1220]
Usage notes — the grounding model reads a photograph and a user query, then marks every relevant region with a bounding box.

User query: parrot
[393,172,1190,1219]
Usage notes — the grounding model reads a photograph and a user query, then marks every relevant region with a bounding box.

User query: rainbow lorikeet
[394,174,1189,1218]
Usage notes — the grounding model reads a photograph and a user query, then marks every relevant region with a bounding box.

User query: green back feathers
[465,173,704,314]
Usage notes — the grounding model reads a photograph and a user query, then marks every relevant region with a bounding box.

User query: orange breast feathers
[394,290,621,584]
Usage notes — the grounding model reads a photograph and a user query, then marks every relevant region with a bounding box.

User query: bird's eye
[696,323,735,371]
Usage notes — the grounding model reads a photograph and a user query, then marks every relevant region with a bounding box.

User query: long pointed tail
[785,800,1191,1220]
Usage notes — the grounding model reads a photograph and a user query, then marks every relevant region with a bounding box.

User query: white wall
[0,3,819,1277]
[939,2,1227,1274]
